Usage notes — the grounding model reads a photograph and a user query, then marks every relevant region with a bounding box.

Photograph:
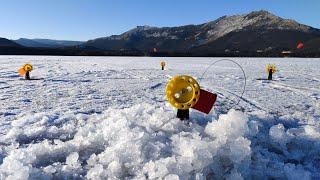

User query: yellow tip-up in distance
[166,75,201,110]
[160,61,166,67]
[266,64,277,73]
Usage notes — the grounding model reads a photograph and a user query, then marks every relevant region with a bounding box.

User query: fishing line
[199,59,247,109]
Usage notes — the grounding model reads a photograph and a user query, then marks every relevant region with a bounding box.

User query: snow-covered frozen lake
[0,56,319,179]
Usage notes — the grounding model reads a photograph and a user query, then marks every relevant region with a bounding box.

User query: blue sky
[0,0,319,41]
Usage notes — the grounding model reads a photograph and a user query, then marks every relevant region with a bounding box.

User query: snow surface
[0,56,319,179]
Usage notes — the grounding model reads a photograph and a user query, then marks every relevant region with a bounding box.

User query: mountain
[14,38,51,48]
[32,39,84,47]
[0,38,142,56]
[14,38,84,48]
[0,38,22,47]
[85,10,320,56]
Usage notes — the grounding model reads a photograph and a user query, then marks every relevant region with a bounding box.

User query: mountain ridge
[14,38,84,48]
[85,10,320,54]
[0,38,22,47]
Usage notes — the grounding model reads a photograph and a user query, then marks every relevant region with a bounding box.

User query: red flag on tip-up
[192,89,217,114]
[297,42,304,49]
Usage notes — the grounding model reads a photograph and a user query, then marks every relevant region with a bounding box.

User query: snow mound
[0,103,319,179]
[0,104,253,179]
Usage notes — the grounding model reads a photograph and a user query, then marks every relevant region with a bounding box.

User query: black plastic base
[25,72,30,80]
[177,109,189,120]
[268,70,273,80]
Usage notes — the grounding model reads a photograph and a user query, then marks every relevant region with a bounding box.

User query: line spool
[23,64,33,72]
[165,75,200,110]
